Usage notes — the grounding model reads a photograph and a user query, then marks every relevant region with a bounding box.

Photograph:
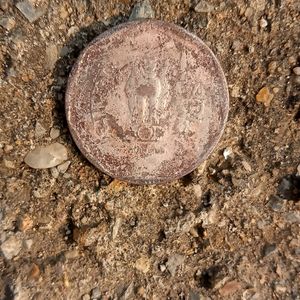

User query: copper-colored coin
[66,20,229,184]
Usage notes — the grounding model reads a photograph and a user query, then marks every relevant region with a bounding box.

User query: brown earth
[0,0,299,299]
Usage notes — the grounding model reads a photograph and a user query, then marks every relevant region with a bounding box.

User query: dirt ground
[0,0,299,299]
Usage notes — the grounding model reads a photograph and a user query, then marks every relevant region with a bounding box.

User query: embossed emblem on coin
[65,20,229,184]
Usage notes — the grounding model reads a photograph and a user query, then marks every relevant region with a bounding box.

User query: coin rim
[65,19,229,185]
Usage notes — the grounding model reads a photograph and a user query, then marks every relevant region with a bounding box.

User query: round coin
[65,19,229,184]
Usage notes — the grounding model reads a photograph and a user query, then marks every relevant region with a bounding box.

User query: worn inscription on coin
[66,20,229,184]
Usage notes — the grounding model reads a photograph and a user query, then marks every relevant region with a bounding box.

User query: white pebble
[223,147,233,160]
[259,18,268,28]
[293,67,300,76]
[24,143,68,169]
[50,127,60,139]
[159,264,166,272]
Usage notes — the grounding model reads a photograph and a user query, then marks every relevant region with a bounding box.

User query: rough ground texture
[0,0,299,299]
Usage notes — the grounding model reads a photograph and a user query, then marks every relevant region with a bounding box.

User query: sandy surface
[0,0,299,299]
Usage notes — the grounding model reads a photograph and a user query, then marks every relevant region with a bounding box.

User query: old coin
[65,19,229,184]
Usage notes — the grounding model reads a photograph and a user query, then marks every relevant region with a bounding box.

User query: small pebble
[256,87,273,107]
[189,227,199,237]
[195,0,214,13]
[123,282,134,299]
[129,0,155,20]
[24,239,33,250]
[18,215,33,232]
[257,220,267,229]
[275,285,287,293]
[82,294,90,300]
[231,40,243,52]
[16,0,46,23]
[4,144,13,153]
[241,161,252,172]
[50,127,60,139]
[219,280,241,297]
[189,290,201,300]
[288,56,297,65]
[67,25,79,37]
[223,147,233,160]
[293,67,300,76]
[166,254,185,276]
[64,249,79,259]
[268,61,277,73]
[81,216,88,224]
[59,5,69,19]
[278,175,300,201]
[193,184,202,198]
[0,0,9,10]
[268,195,284,212]
[29,263,40,279]
[230,86,240,98]
[50,167,59,178]
[285,212,300,223]
[57,160,71,173]
[112,217,122,240]
[135,256,150,273]
[159,264,166,272]
[46,44,58,70]
[0,16,16,30]
[259,17,268,28]
[24,143,68,169]
[3,158,15,169]
[0,235,22,259]
[262,243,276,256]
[35,122,46,138]
[91,287,101,299]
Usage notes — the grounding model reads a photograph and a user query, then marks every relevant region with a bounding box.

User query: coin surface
[66,19,229,184]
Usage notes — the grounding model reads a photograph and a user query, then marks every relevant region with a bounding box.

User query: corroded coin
[65,19,229,184]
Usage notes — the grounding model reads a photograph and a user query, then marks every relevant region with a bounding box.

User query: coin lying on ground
[65,19,229,184]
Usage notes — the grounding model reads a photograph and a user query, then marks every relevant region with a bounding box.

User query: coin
[65,19,229,184]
